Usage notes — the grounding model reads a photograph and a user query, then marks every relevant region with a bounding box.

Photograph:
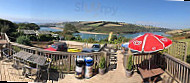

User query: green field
[179,39,190,63]
[179,39,190,55]
[87,23,103,27]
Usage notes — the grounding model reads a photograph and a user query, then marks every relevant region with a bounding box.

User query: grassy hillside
[179,39,190,55]
[76,21,171,34]
[40,21,171,34]
[179,39,190,63]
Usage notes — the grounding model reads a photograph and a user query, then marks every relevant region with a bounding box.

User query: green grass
[178,39,190,63]
[179,39,190,55]
[87,23,103,27]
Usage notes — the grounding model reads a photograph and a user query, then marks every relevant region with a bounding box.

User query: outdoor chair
[39,58,52,81]
[22,64,38,77]
[2,48,16,60]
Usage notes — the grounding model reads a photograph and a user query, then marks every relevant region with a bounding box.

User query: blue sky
[0,0,189,29]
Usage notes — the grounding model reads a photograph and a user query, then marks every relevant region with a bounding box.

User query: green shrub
[126,55,133,71]
[28,35,37,41]
[13,46,21,52]
[16,36,32,46]
[99,56,106,69]
[65,35,75,40]
[75,36,82,41]
[87,37,96,43]
[38,34,53,41]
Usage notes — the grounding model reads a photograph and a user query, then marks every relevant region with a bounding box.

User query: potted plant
[99,56,106,75]
[126,54,133,77]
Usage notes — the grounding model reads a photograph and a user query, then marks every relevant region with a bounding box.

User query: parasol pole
[149,53,150,70]
[149,53,151,82]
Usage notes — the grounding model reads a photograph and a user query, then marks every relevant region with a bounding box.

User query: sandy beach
[49,27,63,30]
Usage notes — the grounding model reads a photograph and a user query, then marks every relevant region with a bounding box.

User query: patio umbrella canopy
[128,33,172,79]
[121,42,129,48]
[128,33,172,53]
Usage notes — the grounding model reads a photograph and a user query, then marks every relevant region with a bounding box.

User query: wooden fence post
[35,50,38,55]
[67,55,71,73]
[9,43,12,55]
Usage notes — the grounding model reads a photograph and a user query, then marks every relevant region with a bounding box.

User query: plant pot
[99,68,106,75]
[126,70,133,77]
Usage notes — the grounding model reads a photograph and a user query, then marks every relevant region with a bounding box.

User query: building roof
[19,30,51,35]
[19,30,36,35]
[36,31,51,35]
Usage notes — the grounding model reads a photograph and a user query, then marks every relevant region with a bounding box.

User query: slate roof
[36,31,51,35]
[19,30,36,35]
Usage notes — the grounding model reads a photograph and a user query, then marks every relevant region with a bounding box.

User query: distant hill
[39,21,171,34]
[166,28,190,36]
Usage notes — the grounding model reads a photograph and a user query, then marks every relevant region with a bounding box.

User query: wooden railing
[9,42,109,73]
[167,41,188,61]
[164,53,190,83]
[123,53,190,83]
[0,33,10,42]
[0,33,112,73]
[123,53,163,70]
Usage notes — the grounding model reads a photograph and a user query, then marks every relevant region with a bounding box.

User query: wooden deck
[0,50,173,83]
[0,59,34,82]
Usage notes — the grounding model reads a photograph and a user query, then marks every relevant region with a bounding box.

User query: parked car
[91,44,101,52]
[82,44,101,52]
[68,48,82,52]
[81,48,93,53]
[45,42,68,52]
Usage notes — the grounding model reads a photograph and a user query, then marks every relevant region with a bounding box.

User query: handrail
[1,33,10,42]
[164,53,190,69]
[163,53,190,83]
[10,42,102,55]
[4,33,10,42]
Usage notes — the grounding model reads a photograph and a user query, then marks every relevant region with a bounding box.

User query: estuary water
[40,27,170,40]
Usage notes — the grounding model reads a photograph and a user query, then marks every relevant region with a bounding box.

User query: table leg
[22,66,26,76]
[0,46,3,60]
[35,65,41,82]
[153,76,158,82]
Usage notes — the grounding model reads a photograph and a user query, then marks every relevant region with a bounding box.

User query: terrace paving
[0,60,34,82]
[0,50,173,83]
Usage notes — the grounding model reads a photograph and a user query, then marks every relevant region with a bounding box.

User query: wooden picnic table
[26,54,47,66]
[13,51,33,60]
[13,51,49,81]
[13,51,47,66]
[138,64,164,81]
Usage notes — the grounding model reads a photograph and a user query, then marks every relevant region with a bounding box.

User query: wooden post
[35,50,38,55]
[9,43,12,55]
[67,55,71,73]
[0,45,3,59]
